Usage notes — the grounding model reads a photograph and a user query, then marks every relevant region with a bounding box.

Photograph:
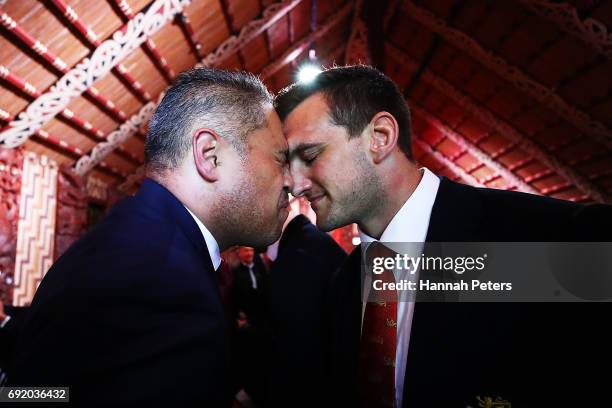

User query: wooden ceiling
[1,0,611,202]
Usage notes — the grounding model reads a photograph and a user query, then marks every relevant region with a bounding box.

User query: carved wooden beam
[0,12,142,165]
[519,0,612,59]
[0,8,130,123]
[0,0,191,149]
[401,1,612,148]
[196,0,304,68]
[386,43,606,202]
[260,2,353,79]
[0,67,137,176]
[117,164,146,193]
[48,0,152,103]
[73,93,163,176]
[111,0,175,83]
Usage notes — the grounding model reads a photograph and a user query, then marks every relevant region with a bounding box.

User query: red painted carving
[55,165,87,260]
[0,147,24,304]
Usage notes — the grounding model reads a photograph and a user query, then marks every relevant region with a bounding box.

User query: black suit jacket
[9,179,231,406]
[229,255,270,401]
[327,177,612,407]
[231,256,268,326]
[0,305,29,373]
[266,215,347,407]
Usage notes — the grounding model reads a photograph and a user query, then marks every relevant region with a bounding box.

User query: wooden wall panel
[13,152,58,306]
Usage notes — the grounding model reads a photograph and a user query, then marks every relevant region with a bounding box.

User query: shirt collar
[360,167,440,244]
[183,206,222,271]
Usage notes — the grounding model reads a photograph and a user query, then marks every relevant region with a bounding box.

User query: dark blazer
[231,255,268,326]
[266,215,347,407]
[327,177,612,407]
[0,305,29,373]
[229,254,270,402]
[9,179,230,406]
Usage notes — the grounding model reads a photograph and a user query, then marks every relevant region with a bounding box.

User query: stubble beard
[214,167,281,248]
[317,151,383,232]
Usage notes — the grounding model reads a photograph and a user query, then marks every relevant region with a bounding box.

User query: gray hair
[145,68,273,174]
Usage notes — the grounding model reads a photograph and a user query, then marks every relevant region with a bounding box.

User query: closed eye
[301,146,325,165]
[303,154,317,165]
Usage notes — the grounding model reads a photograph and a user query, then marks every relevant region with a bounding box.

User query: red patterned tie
[359,242,398,408]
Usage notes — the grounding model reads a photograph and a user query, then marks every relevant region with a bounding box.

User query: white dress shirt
[184,206,222,271]
[359,167,440,408]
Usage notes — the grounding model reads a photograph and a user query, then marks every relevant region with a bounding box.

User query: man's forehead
[256,107,288,150]
[283,93,329,130]
[283,96,333,149]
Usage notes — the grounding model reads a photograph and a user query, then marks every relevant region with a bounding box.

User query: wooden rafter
[413,137,483,188]
[518,0,612,59]
[344,0,370,65]
[0,11,143,166]
[386,43,606,203]
[401,1,612,149]
[74,93,163,176]
[1,113,125,181]
[111,0,175,83]
[0,64,141,166]
[411,104,540,194]
[198,0,304,68]
[176,12,206,60]
[0,9,128,125]
[383,0,401,31]
[47,0,152,103]
[0,0,190,149]
[260,2,353,79]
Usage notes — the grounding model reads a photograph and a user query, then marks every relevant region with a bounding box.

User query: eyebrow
[288,143,327,160]
[276,148,289,163]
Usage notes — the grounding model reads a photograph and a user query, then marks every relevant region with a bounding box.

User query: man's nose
[289,167,311,198]
[282,165,294,194]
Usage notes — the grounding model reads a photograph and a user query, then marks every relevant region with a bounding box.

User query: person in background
[265,197,346,407]
[231,246,271,406]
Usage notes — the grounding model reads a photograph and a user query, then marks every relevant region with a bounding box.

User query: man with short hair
[10,68,292,406]
[275,65,612,407]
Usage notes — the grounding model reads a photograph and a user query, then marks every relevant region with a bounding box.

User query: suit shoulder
[436,178,611,240]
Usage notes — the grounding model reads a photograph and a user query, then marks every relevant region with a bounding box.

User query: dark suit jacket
[266,215,347,407]
[231,256,268,326]
[229,255,270,401]
[0,305,29,373]
[9,179,230,406]
[327,177,612,407]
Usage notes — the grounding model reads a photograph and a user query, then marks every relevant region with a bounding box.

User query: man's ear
[192,128,220,182]
[368,111,399,164]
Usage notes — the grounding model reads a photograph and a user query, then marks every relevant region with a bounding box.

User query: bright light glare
[352,237,361,246]
[297,64,322,83]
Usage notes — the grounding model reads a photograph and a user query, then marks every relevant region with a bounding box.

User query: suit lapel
[404,178,487,405]
[136,179,215,273]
